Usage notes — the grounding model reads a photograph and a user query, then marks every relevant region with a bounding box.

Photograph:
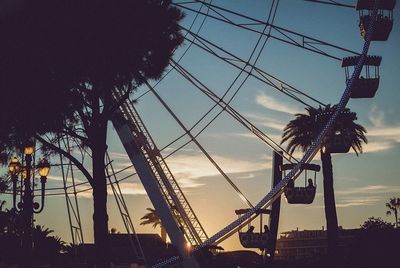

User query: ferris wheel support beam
[267,151,282,261]
[111,115,198,267]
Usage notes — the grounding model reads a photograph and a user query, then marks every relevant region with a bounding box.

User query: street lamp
[8,157,21,209]
[7,144,50,267]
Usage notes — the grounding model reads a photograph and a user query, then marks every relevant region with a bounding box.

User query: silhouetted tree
[360,216,394,231]
[281,105,367,259]
[385,197,400,228]
[140,208,167,243]
[345,217,398,268]
[0,1,184,267]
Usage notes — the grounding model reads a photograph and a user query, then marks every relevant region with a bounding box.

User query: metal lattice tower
[105,152,146,264]
[111,88,208,252]
[58,137,85,247]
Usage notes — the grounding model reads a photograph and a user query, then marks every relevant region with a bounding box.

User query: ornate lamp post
[8,144,50,267]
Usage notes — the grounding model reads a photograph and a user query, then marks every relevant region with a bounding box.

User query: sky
[1,0,400,252]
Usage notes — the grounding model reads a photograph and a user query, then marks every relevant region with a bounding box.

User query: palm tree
[281,104,367,258]
[140,208,167,243]
[386,197,400,228]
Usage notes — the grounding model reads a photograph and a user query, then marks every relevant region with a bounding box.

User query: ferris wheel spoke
[304,0,355,8]
[135,0,212,101]
[151,3,280,159]
[174,0,359,60]
[144,81,255,209]
[180,27,325,107]
[168,60,298,163]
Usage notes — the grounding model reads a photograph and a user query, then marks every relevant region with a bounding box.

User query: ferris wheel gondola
[235,208,272,249]
[357,0,396,41]
[281,163,321,204]
[342,55,382,98]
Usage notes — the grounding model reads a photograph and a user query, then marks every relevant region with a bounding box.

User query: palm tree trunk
[161,225,167,244]
[321,152,339,260]
[91,113,110,268]
[395,210,398,228]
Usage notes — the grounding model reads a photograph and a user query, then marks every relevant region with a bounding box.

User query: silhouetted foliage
[281,105,367,261]
[0,1,184,267]
[385,197,400,228]
[343,218,399,268]
[140,207,167,243]
[361,216,394,231]
[0,210,66,266]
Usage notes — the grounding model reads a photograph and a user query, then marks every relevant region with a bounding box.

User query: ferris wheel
[2,0,396,267]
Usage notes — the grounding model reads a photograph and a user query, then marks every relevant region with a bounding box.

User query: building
[275,227,360,260]
[76,233,179,267]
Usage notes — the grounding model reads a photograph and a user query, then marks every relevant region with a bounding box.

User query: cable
[168,59,297,164]
[180,27,325,107]
[304,0,355,8]
[135,0,212,101]
[145,80,255,208]
[172,0,359,60]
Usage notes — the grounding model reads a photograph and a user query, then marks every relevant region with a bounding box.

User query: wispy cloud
[76,181,147,199]
[47,174,86,183]
[368,105,385,127]
[362,141,395,153]
[107,151,270,190]
[47,175,64,181]
[367,127,400,142]
[245,113,287,131]
[346,106,400,154]
[167,153,270,182]
[255,92,303,115]
[236,173,255,179]
[232,132,283,143]
[336,198,382,208]
[336,184,400,196]
[108,151,130,159]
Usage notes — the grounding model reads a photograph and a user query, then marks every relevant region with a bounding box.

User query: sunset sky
[1,0,400,252]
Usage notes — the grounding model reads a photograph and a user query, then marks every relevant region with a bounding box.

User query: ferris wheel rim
[150,0,381,266]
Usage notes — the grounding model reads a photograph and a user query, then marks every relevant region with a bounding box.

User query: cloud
[76,181,147,199]
[368,105,385,127]
[47,174,86,183]
[367,127,400,142]
[236,173,255,179]
[335,185,400,196]
[244,113,287,131]
[108,151,130,159]
[362,141,395,153]
[336,197,381,208]
[232,132,282,142]
[354,106,400,153]
[255,92,303,115]
[166,153,270,184]
[46,175,64,181]
[107,151,270,190]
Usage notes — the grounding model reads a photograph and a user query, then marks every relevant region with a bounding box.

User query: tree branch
[35,134,94,187]
[103,83,137,120]
[62,128,88,145]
